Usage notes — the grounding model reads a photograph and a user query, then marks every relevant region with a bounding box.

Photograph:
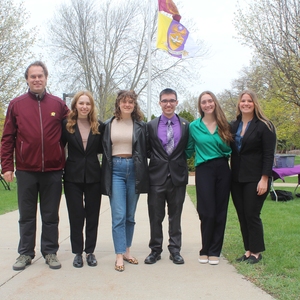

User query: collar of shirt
[160,114,177,125]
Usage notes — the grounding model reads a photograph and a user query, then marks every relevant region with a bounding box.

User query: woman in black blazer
[230,90,276,264]
[62,91,104,268]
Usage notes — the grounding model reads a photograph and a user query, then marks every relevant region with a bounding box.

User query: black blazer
[147,115,189,186]
[230,116,276,183]
[62,119,104,183]
[101,117,149,197]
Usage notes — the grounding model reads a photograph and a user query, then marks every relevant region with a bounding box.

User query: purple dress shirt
[157,114,181,152]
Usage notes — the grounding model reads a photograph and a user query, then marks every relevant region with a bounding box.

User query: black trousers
[64,181,101,254]
[231,180,269,253]
[16,170,63,258]
[147,177,186,254]
[195,158,231,257]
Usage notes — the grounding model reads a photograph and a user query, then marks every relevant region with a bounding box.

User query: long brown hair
[114,90,143,121]
[236,90,274,132]
[198,91,233,144]
[66,90,100,134]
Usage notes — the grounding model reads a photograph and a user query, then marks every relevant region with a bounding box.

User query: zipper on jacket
[37,97,45,172]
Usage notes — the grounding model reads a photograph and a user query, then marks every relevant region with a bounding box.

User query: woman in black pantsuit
[230,90,276,264]
[62,91,104,268]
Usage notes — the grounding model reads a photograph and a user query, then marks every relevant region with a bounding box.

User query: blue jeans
[110,157,139,254]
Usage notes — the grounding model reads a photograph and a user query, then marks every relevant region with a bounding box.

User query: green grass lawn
[277,176,298,183]
[0,180,18,214]
[294,155,300,165]
[187,185,300,300]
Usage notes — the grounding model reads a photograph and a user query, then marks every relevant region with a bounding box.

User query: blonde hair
[237,90,274,132]
[66,90,100,134]
[198,91,233,144]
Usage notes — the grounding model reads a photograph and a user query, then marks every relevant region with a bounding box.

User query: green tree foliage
[262,97,300,151]
[178,110,194,123]
[0,0,35,107]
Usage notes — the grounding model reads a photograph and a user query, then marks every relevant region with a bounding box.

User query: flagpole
[147,0,152,121]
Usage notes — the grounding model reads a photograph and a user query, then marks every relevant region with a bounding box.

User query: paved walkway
[0,181,277,300]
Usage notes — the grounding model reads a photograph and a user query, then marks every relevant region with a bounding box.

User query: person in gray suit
[144,88,189,265]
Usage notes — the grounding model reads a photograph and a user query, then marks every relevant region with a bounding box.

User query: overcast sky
[21,0,253,96]
[182,0,252,94]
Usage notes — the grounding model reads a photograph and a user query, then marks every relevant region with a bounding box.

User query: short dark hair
[24,61,49,79]
[159,88,177,101]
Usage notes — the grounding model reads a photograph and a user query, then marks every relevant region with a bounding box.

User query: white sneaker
[198,255,208,264]
[208,256,219,265]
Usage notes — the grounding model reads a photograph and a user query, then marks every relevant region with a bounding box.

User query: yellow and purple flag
[156,11,199,59]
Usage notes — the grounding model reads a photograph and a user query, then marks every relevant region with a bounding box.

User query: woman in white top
[101,90,149,272]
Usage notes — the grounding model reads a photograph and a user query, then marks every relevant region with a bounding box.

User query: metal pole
[62,93,75,102]
[147,0,152,121]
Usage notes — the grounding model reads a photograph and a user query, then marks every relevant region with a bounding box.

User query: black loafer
[169,252,184,264]
[248,254,262,264]
[144,252,161,264]
[236,255,250,262]
[86,253,97,267]
[73,254,83,268]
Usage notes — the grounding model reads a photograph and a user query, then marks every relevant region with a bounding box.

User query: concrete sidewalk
[0,192,274,300]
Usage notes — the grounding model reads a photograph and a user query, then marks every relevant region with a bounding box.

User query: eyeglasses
[160,99,177,104]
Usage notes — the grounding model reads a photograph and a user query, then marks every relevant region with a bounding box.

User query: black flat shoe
[169,252,184,264]
[73,254,83,268]
[248,254,262,264]
[144,252,161,264]
[86,253,97,267]
[236,255,250,262]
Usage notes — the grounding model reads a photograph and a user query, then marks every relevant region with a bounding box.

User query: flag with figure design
[156,11,199,59]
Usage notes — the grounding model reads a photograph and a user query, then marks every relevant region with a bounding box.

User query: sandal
[123,255,138,265]
[114,261,125,272]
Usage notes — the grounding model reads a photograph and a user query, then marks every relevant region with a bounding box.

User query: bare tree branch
[47,0,207,119]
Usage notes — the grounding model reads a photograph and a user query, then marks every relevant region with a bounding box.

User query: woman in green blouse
[186,91,232,265]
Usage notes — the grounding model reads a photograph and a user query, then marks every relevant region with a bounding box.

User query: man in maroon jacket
[1,61,69,271]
